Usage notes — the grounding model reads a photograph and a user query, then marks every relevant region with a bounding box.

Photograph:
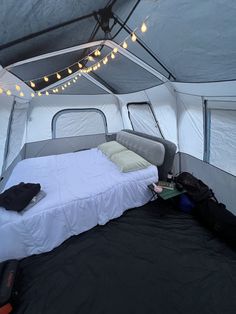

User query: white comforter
[0,148,158,261]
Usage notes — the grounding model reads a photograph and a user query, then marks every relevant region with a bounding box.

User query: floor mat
[13,199,236,314]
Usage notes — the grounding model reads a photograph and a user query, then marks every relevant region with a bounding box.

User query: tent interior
[0,1,236,313]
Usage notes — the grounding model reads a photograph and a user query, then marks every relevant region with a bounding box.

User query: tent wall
[0,95,14,174]
[27,94,123,143]
[118,84,178,146]
[175,81,236,213]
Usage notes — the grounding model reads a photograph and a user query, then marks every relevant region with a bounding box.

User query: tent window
[127,102,163,138]
[52,109,107,139]
[209,109,236,176]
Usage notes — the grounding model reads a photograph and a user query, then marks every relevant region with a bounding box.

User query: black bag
[0,182,41,212]
[175,172,213,203]
[176,172,236,247]
[196,198,236,247]
[0,260,19,308]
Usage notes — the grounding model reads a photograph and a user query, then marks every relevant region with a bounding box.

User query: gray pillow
[98,141,127,158]
[110,149,152,172]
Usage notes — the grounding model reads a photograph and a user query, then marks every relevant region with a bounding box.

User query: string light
[141,22,147,33]
[94,50,101,56]
[19,92,24,97]
[131,33,137,42]
[73,79,76,83]
[46,91,49,96]
[6,90,11,96]
[27,17,150,91]
[31,92,35,97]
[38,92,42,96]
[15,84,21,91]
[0,88,3,94]
[88,56,94,61]
[122,41,128,49]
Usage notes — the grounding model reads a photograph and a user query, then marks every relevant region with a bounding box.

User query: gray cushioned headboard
[116,131,165,166]
[116,130,177,180]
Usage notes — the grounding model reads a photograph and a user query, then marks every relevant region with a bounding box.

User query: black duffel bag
[175,172,236,247]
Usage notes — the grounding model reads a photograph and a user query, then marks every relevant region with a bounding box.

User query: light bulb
[111,52,115,59]
[53,89,56,93]
[68,68,72,74]
[0,88,3,94]
[62,86,65,91]
[78,63,83,69]
[38,92,42,96]
[46,91,49,96]
[75,76,78,80]
[19,92,24,97]
[122,41,128,49]
[31,92,35,97]
[56,88,59,92]
[15,84,21,91]
[68,82,71,86]
[64,84,67,88]
[97,62,101,68]
[93,65,98,71]
[78,73,81,77]
[131,33,137,42]
[96,50,101,56]
[141,22,147,33]
[44,76,49,82]
[30,81,35,88]
[73,79,76,83]
[6,90,11,96]
[56,73,61,79]
[113,47,118,53]
[88,56,94,61]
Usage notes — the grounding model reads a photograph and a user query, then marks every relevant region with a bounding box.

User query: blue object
[179,194,195,213]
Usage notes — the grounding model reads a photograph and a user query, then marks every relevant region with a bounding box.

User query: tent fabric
[4,102,29,170]
[54,75,109,95]
[209,109,236,176]
[52,109,107,138]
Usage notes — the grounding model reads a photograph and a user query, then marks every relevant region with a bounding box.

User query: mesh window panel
[53,109,107,138]
[90,52,162,94]
[210,109,236,176]
[55,76,108,95]
[128,103,162,137]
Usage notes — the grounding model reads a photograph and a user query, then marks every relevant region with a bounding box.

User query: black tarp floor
[13,199,236,314]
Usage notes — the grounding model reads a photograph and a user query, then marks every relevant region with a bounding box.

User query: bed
[0,131,170,262]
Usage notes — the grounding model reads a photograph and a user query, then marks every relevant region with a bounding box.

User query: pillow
[98,141,127,158]
[110,149,151,172]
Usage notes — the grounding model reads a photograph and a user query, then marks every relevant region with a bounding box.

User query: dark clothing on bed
[0,182,40,212]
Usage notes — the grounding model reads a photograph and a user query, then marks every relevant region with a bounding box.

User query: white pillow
[98,141,127,158]
[110,149,151,172]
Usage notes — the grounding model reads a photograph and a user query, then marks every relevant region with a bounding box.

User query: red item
[0,304,12,314]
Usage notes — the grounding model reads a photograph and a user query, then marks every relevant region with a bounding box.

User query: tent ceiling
[1,0,236,90]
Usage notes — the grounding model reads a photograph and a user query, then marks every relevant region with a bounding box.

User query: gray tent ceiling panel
[90,52,162,94]
[53,76,108,95]
[116,0,236,83]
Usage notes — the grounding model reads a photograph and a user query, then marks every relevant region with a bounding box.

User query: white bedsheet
[0,148,158,261]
